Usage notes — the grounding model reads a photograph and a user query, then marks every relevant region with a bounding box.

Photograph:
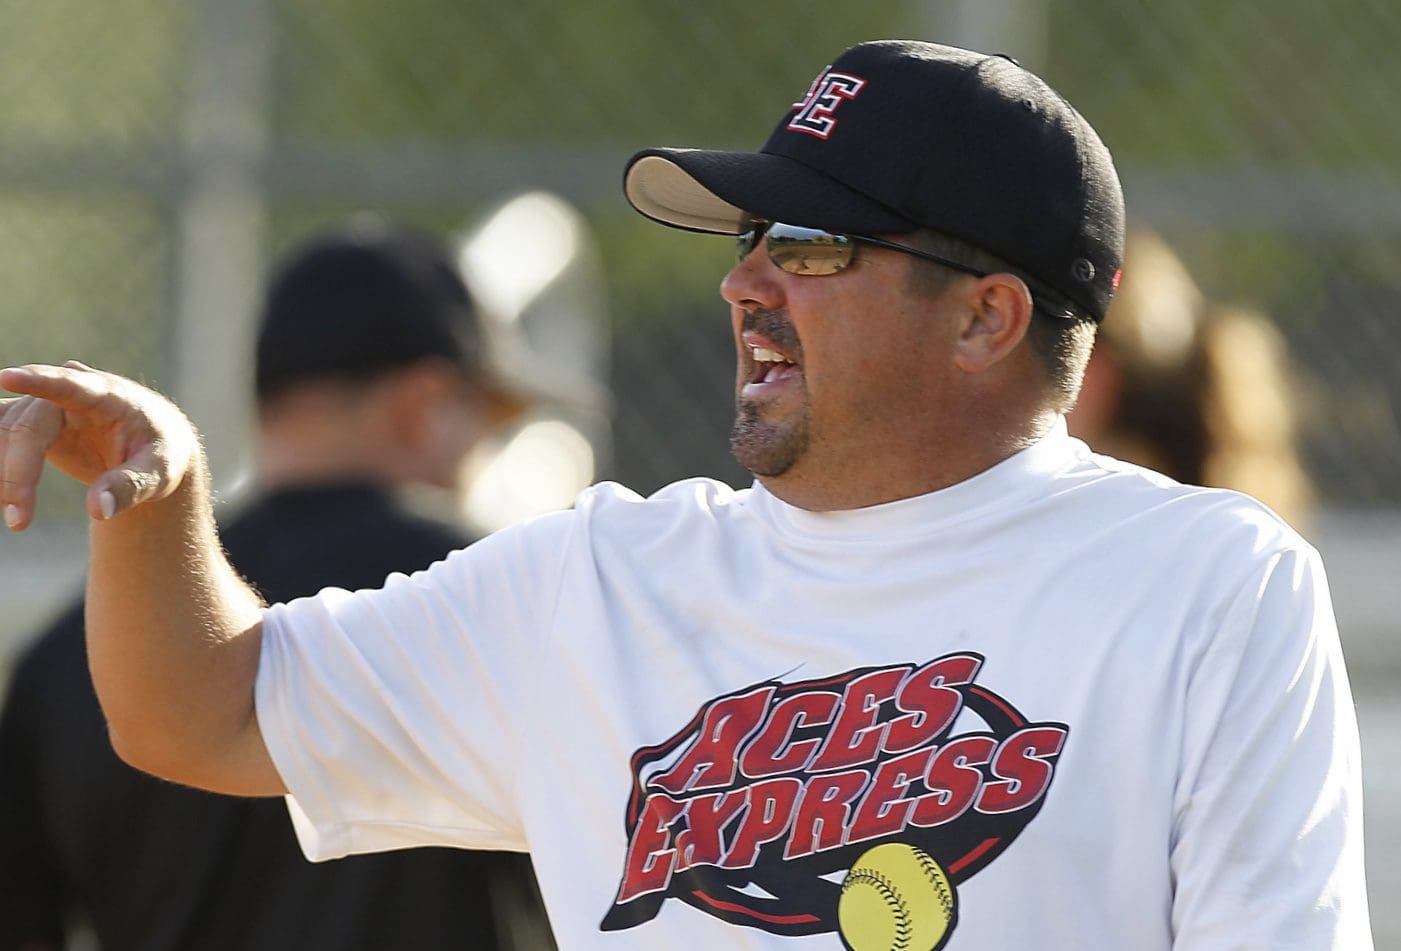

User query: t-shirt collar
[746,417,1081,541]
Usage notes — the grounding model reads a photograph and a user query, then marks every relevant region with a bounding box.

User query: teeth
[751,346,791,364]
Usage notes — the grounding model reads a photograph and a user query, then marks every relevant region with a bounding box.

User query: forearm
[86,455,281,795]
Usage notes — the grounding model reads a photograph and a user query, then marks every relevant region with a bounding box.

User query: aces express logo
[601,652,1069,946]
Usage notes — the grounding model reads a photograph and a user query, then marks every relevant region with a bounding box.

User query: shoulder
[455,478,751,573]
[1061,449,1316,575]
[570,477,751,535]
[222,485,473,587]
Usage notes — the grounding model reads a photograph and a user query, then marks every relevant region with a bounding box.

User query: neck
[759,408,1060,511]
[253,391,466,495]
[255,449,389,493]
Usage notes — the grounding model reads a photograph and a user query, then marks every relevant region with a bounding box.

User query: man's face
[721,232,966,498]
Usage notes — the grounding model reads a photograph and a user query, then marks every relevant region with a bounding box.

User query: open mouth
[750,345,797,383]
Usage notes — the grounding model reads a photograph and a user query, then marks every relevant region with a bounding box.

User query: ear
[381,362,461,445]
[952,272,1034,374]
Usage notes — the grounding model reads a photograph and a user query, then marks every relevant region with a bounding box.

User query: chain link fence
[2,0,1400,940]
[3,1,1399,507]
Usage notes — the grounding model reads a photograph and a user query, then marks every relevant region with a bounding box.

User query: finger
[0,363,109,413]
[0,396,65,530]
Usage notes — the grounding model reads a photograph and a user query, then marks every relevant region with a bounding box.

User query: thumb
[87,442,184,521]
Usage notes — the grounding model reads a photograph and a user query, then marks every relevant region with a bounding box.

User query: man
[0,218,553,950]
[0,41,1371,949]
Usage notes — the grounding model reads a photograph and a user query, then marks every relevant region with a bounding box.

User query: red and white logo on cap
[787,67,865,140]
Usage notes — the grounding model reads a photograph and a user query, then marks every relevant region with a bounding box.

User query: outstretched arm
[0,362,285,796]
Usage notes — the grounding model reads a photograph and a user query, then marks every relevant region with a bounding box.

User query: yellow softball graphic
[838,843,957,951]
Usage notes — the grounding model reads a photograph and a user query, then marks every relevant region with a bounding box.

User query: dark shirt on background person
[0,482,551,951]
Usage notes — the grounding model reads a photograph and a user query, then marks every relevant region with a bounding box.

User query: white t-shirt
[256,422,1372,950]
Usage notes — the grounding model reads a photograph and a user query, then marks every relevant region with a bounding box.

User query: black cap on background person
[249,216,532,497]
[254,216,531,417]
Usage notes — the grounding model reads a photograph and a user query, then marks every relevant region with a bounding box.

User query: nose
[720,239,784,313]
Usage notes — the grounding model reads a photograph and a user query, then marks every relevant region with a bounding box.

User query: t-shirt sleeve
[255,508,576,862]
[1169,543,1373,949]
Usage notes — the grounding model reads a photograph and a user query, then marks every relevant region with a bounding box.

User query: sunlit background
[1,1,1398,944]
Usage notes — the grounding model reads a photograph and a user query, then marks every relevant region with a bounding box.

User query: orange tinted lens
[765,224,854,276]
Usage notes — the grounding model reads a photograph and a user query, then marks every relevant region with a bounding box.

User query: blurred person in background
[1068,227,1315,529]
[0,217,555,951]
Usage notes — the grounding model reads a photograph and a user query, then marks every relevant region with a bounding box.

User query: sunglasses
[737,221,989,278]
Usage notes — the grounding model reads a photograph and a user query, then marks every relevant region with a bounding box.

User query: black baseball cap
[623,40,1125,322]
[255,217,522,405]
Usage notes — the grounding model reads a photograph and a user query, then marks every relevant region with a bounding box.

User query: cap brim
[623,148,916,236]
[475,341,611,418]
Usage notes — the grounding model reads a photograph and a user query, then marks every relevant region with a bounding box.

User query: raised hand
[0,362,200,530]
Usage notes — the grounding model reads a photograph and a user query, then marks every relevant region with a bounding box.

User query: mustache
[741,309,802,359]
